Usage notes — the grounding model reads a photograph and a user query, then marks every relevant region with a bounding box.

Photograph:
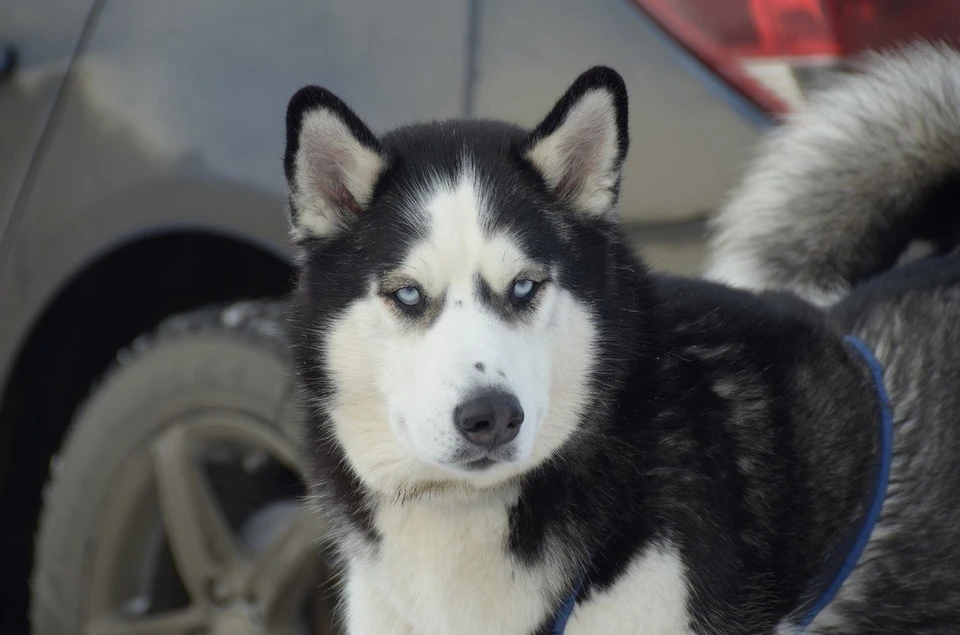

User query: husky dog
[285,44,960,634]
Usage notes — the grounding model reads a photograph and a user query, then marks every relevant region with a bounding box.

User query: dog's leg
[344,567,413,635]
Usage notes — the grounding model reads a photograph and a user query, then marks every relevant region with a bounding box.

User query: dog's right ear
[522,67,629,219]
[284,86,387,240]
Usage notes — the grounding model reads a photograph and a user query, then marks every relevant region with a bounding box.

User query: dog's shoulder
[649,274,837,365]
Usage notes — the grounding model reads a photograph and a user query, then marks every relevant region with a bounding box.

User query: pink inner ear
[334,182,364,216]
[302,135,364,215]
[553,158,585,202]
[553,135,601,202]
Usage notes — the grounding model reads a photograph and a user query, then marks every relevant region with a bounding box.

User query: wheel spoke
[152,424,240,597]
[85,607,206,635]
[244,509,320,616]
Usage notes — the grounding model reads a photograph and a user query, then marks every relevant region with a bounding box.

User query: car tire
[29,301,335,635]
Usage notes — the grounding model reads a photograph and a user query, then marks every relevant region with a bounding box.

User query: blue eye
[395,286,421,306]
[512,279,535,300]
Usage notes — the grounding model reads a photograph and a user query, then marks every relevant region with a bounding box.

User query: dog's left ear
[522,67,629,218]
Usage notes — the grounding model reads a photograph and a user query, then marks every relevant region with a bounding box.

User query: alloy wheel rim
[79,411,335,635]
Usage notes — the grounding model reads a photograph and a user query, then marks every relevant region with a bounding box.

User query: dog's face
[285,69,629,495]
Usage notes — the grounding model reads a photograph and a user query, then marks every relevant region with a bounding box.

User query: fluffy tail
[704,42,960,306]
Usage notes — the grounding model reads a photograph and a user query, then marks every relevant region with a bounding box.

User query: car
[1,1,955,633]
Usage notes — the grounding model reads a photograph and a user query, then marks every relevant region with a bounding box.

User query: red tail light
[632,0,960,116]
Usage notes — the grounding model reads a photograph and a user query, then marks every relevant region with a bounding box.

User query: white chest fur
[348,494,563,635]
[343,494,694,635]
[564,542,695,635]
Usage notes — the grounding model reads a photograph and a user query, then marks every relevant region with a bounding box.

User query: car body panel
[0,0,472,388]
[0,0,761,399]
[0,0,96,240]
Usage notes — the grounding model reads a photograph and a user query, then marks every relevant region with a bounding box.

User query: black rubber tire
[28,301,304,634]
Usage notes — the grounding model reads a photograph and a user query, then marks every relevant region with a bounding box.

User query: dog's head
[286,68,631,495]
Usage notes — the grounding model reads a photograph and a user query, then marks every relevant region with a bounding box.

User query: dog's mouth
[448,446,517,471]
[461,457,498,471]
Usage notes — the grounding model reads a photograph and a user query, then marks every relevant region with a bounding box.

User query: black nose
[454,391,524,449]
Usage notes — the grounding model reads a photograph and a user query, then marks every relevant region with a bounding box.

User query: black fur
[285,60,960,634]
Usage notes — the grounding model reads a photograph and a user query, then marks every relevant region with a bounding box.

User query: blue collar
[794,334,894,628]
[551,334,894,634]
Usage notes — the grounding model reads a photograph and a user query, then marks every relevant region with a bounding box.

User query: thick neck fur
[293,232,881,633]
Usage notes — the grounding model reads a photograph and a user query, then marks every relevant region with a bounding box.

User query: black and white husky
[285,43,960,634]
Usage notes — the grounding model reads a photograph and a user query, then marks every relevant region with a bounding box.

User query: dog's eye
[394,286,422,306]
[511,279,537,301]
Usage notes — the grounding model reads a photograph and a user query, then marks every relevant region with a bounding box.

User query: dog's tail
[704,42,960,306]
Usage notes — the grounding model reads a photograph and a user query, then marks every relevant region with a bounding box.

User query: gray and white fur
[706,42,960,306]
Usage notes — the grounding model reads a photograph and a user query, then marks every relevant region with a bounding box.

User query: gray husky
[284,42,960,634]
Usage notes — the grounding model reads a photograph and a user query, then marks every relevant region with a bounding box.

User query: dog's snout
[454,391,524,448]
